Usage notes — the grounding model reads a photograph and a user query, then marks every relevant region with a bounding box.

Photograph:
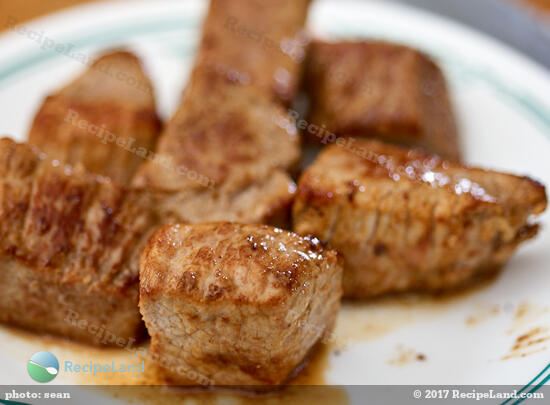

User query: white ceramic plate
[1,0,550,400]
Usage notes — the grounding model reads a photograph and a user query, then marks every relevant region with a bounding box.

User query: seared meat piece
[304,41,460,159]
[196,0,311,104]
[0,138,159,345]
[133,73,300,226]
[293,140,547,298]
[139,222,342,385]
[133,0,310,225]
[28,51,162,185]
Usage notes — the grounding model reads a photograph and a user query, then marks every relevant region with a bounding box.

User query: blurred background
[0,0,548,70]
[1,0,549,68]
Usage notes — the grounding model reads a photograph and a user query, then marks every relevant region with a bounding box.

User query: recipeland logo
[27,352,59,383]
[26,350,145,383]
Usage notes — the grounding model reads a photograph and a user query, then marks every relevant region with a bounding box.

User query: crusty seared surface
[293,140,547,298]
[28,51,162,185]
[304,41,460,159]
[133,73,300,226]
[139,222,343,385]
[132,0,311,225]
[0,138,159,345]
[195,0,311,104]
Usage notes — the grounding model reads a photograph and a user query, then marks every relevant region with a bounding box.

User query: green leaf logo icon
[27,351,59,383]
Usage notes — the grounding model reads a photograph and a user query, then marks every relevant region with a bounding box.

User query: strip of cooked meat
[132,0,312,225]
[303,41,460,159]
[139,222,342,385]
[28,50,162,185]
[293,140,547,298]
[195,0,311,104]
[132,72,300,226]
[0,138,159,345]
